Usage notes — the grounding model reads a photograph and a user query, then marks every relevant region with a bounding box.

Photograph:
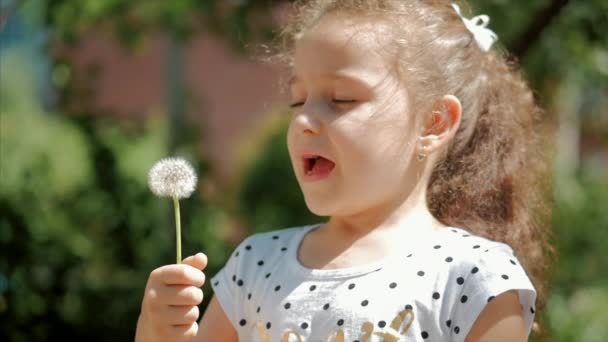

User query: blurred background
[0,0,606,341]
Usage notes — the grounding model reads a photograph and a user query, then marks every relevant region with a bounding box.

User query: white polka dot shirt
[210,224,536,341]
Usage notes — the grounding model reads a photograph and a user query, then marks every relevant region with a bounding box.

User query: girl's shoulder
[428,227,537,337]
[431,226,531,284]
[405,226,527,284]
[434,226,518,261]
[234,223,317,250]
[223,223,318,262]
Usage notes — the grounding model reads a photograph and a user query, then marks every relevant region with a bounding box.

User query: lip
[300,151,335,182]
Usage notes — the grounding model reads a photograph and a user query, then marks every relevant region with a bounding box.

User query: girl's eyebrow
[289,73,373,89]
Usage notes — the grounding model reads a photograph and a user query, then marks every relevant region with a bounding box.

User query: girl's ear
[417,95,462,156]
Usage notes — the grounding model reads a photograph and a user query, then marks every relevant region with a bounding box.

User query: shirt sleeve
[448,243,537,341]
[209,237,251,328]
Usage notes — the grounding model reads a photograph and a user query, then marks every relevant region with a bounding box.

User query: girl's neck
[324,183,444,239]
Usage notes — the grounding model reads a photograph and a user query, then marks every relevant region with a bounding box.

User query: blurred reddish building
[63,31,288,184]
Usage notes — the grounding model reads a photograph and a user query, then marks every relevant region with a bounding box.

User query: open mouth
[302,155,336,178]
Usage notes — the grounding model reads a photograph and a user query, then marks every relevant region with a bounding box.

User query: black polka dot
[433,292,440,300]
[245,245,251,250]
[284,302,291,309]
[361,299,369,306]
[433,245,441,249]
[281,247,287,251]
[487,296,495,302]
[309,285,317,291]
[446,320,451,328]
[348,283,356,290]
[272,235,279,240]
[407,253,413,258]
[378,320,386,328]
[421,331,429,339]
[257,260,264,266]
[323,303,330,310]
[337,319,344,326]
[235,251,240,257]
[266,322,271,329]
[471,266,479,274]
[455,326,460,334]
[213,281,219,286]
[445,257,453,262]
[460,295,468,303]
[247,293,252,300]
[501,274,509,280]
[265,273,271,278]
[300,322,308,329]
[256,306,261,313]
[451,229,458,233]
[456,277,465,285]
[389,282,397,289]
[237,279,244,286]
[274,285,281,291]
[462,234,470,237]
[232,275,236,282]
[417,270,425,277]
[531,307,536,314]
[473,245,480,249]
[239,319,246,326]
[510,259,517,265]
[405,304,413,311]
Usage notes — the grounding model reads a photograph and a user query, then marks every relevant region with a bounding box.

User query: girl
[135,1,553,341]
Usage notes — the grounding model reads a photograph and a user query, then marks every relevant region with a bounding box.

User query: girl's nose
[293,111,322,135]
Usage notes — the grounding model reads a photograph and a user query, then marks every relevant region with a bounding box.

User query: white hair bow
[451,3,498,52]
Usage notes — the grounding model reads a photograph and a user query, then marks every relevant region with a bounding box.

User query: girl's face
[287,14,422,218]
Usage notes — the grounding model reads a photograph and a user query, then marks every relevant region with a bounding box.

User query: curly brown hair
[270,0,555,337]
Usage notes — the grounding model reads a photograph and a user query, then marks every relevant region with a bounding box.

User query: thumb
[182,252,208,270]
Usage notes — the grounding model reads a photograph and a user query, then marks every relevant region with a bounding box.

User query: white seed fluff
[148,157,197,199]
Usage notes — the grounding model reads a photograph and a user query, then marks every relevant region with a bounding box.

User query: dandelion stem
[173,196,182,264]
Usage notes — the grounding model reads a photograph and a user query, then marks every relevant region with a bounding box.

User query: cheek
[286,123,297,159]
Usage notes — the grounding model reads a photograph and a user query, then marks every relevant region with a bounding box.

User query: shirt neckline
[286,223,443,279]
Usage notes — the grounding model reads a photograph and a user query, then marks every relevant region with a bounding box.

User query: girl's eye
[332,99,356,105]
[289,99,357,108]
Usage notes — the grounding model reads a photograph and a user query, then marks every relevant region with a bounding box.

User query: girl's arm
[465,290,528,342]
[195,295,238,342]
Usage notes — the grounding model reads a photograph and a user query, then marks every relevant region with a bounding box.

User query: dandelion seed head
[148,157,197,199]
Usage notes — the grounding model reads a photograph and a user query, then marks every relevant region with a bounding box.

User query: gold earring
[417,146,427,161]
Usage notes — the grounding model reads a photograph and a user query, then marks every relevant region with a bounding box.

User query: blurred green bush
[547,176,608,341]
[0,51,231,341]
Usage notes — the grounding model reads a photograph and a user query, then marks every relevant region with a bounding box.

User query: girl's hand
[135,253,208,342]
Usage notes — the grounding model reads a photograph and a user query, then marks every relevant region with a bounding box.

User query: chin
[303,195,336,217]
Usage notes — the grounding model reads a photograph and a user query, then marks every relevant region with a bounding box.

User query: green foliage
[544,176,608,341]
[0,51,231,341]
[552,177,608,291]
[45,0,277,50]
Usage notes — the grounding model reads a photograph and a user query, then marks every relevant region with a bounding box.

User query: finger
[157,264,205,287]
[171,322,198,340]
[182,252,208,271]
[158,285,204,306]
[159,305,199,326]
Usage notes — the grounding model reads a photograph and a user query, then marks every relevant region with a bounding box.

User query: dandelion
[148,157,197,264]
